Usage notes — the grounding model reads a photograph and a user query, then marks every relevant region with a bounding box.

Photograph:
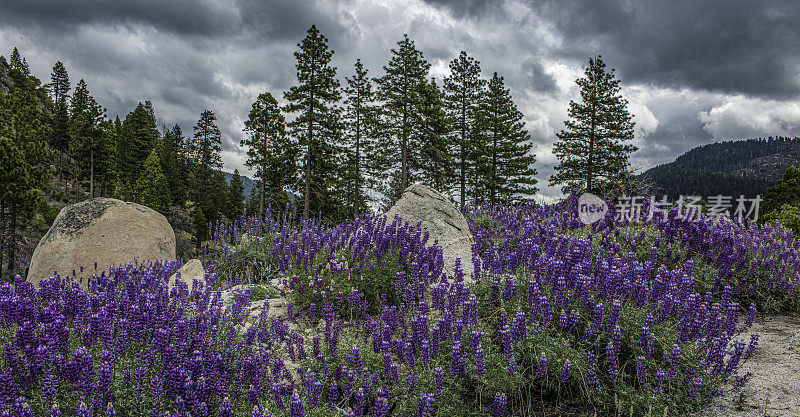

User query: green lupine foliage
[550,55,637,195]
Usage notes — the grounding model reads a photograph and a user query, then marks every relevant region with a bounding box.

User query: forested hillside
[640,136,800,200]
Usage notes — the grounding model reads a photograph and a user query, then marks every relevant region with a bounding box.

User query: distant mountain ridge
[222,170,256,197]
[640,136,800,200]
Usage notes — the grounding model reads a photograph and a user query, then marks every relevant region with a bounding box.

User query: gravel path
[694,315,800,417]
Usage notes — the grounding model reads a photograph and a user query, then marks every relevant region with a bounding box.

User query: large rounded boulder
[27,198,176,289]
[386,183,476,282]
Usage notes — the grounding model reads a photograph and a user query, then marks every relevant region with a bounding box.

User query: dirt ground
[694,315,800,417]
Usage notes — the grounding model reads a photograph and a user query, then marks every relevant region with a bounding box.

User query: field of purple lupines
[2,193,799,416]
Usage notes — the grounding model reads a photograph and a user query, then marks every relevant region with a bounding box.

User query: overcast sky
[2,0,799,200]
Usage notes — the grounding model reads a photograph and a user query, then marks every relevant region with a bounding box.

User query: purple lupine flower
[744,334,759,360]
[290,394,304,417]
[499,325,512,357]
[559,360,571,383]
[219,396,233,417]
[374,395,389,417]
[586,351,599,387]
[450,342,464,377]
[105,403,117,417]
[417,393,435,417]
[490,392,507,416]
[434,366,445,397]
[475,345,486,377]
[636,356,648,386]
[406,373,418,393]
[535,353,547,377]
[49,404,62,417]
[654,368,666,396]
[507,355,517,376]
[76,401,90,417]
[668,344,681,378]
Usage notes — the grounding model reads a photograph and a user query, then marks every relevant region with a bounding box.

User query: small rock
[168,259,206,293]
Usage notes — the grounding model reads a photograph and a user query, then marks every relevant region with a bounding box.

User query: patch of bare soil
[694,315,800,417]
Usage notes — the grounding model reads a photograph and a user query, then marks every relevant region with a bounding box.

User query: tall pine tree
[474,73,537,204]
[283,25,342,222]
[550,56,636,194]
[190,110,224,222]
[413,78,454,194]
[135,149,170,214]
[0,48,48,277]
[48,61,71,154]
[159,124,188,206]
[242,92,296,222]
[0,137,34,281]
[374,34,432,200]
[119,102,159,188]
[443,51,485,207]
[227,169,245,220]
[69,79,106,200]
[342,59,379,217]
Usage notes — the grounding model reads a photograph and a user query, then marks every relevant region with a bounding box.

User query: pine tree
[48,61,70,104]
[762,166,800,218]
[414,78,454,194]
[550,56,637,194]
[0,48,49,275]
[190,110,224,223]
[191,109,223,173]
[375,34,431,199]
[342,59,379,217]
[69,79,105,200]
[135,149,170,214]
[159,124,188,206]
[119,102,159,187]
[242,92,296,222]
[443,51,485,206]
[47,61,71,154]
[283,25,342,222]
[9,48,29,75]
[0,136,35,281]
[227,169,245,220]
[474,73,538,204]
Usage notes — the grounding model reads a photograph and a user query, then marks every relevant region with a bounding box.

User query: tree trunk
[460,104,466,208]
[0,199,5,282]
[90,147,94,199]
[74,165,79,203]
[7,203,16,279]
[401,102,408,193]
[259,165,266,234]
[354,104,361,217]
[304,82,314,222]
[491,122,498,205]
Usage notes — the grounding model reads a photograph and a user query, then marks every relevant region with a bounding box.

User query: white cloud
[698,96,800,139]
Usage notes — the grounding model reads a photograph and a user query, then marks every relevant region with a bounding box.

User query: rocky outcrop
[27,198,176,289]
[168,259,206,293]
[386,183,476,281]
